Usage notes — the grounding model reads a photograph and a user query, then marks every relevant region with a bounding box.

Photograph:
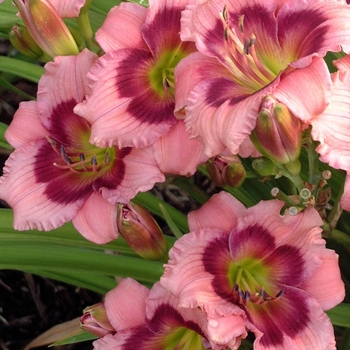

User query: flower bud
[80,302,115,338]
[250,96,302,165]
[252,157,278,176]
[13,0,79,58]
[206,154,246,188]
[9,24,44,59]
[117,202,168,261]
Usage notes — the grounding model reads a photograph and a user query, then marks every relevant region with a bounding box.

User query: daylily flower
[0,49,165,243]
[12,0,82,58]
[74,0,197,149]
[93,278,247,350]
[175,0,350,157]
[161,192,345,349]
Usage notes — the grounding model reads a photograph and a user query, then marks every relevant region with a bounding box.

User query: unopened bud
[206,154,246,188]
[252,157,277,176]
[80,303,115,338]
[117,202,167,260]
[13,0,79,58]
[9,24,44,59]
[250,96,302,165]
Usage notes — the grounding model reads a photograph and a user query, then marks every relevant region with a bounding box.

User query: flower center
[46,136,115,174]
[148,47,188,98]
[164,326,205,350]
[219,5,282,91]
[228,256,283,305]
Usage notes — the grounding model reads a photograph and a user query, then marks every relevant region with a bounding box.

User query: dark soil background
[0,40,102,350]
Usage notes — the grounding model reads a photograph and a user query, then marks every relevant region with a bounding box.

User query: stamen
[91,155,98,173]
[60,145,72,164]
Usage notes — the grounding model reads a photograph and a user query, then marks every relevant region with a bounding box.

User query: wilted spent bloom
[9,24,46,60]
[12,0,79,58]
[80,302,116,338]
[206,154,246,188]
[117,203,167,261]
[250,96,302,165]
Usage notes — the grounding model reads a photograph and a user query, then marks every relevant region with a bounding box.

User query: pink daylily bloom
[0,50,165,241]
[176,0,350,157]
[94,278,246,350]
[161,193,344,350]
[74,0,197,149]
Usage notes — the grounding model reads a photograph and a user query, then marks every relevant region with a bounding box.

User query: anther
[239,15,245,33]
[222,5,228,23]
[244,291,250,302]
[60,145,72,164]
[91,155,98,173]
[275,289,284,298]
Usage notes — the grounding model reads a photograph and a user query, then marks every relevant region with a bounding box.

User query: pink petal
[74,49,176,148]
[161,229,244,319]
[240,202,326,284]
[72,192,118,244]
[152,120,208,176]
[334,54,350,70]
[5,101,46,149]
[99,146,165,204]
[273,56,332,124]
[185,76,280,157]
[188,191,246,232]
[247,287,336,350]
[96,3,148,52]
[48,0,86,17]
[104,278,149,331]
[142,0,195,57]
[37,49,97,128]
[174,52,229,119]
[299,249,345,311]
[206,315,247,350]
[311,70,350,170]
[0,140,86,231]
[278,0,350,63]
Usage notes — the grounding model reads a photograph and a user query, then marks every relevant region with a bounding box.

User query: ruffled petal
[5,101,46,148]
[273,56,332,124]
[311,69,350,171]
[104,278,149,331]
[143,0,195,57]
[299,249,345,311]
[188,191,246,232]
[74,49,177,148]
[185,76,280,157]
[72,192,118,244]
[99,146,165,204]
[174,51,230,119]
[237,202,325,285]
[161,229,245,319]
[37,49,97,128]
[278,0,350,65]
[95,3,148,52]
[48,0,85,17]
[152,120,207,176]
[0,140,88,231]
[246,287,336,350]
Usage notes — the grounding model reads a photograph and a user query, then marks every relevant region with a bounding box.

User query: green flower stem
[327,228,350,247]
[305,132,322,185]
[77,0,95,51]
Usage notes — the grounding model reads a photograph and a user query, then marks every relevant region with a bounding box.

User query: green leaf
[0,76,36,100]
[327,303,350,328]
[0,121,12,150]
[0,56,44,83]
[50,331,97,346]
